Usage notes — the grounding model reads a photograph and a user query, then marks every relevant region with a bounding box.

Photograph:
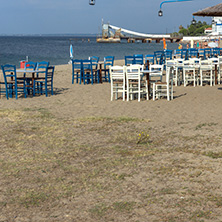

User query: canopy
[193,3,222,17]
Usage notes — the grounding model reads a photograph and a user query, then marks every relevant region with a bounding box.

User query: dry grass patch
[0,108,222,221]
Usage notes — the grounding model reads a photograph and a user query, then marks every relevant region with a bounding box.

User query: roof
[205,27,212,30]
[193,3,222,17]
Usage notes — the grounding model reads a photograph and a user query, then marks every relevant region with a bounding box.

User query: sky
[0,0,222,35]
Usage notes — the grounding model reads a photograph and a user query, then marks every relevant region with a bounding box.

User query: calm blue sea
[0,36,180,67]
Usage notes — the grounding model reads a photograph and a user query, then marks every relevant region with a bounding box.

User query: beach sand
[1,60,221,129]
[1,61,222,221]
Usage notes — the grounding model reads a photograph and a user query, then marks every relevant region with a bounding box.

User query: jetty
[97,23,182,43]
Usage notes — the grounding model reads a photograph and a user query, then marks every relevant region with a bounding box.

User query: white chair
[218,56,222,84]
[149,64,164,82]
[174,58,184,86]
[183,60,197,87]
[209,57,220,84]
[166,60,178,86]
[199,60,214,86]
[110,66,126,101]
[125,65,148,102]
[153,66,173,101]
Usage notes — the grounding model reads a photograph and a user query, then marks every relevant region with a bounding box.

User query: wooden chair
[153,66,173,101]
[33,66,55,97]
[102,56,114,83]
[183,60,197,87]
[126,65,148,102]
[72,59,82,84]
[110,66,126,101]
[1,64,27,99]
[199,60,214,86]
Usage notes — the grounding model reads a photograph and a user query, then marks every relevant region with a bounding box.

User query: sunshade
[70,44,73,59]
[193,3,222,17]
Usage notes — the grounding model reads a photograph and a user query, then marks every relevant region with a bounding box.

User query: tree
[177,21,211,36]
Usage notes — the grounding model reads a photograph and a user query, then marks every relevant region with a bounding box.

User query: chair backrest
[166,60,177,67]
[154,51,164,64]
[189,57,200,64]
[164,50,173,60]
[174,58,184,65]
[36,61,49,70]
[1,64,17,84]
[212,48,220,57]
[198,48,205,59]
[208,57,219,65]
[82,59,92,72]
[175,49,182,58]
[89,56,99,69]
[126,65,143,80]
[72,59,82,71]
[181,49,188,60]
[166,66,174,84]
[133,54,144,65]
[200,59,213,69]
[144,54,154,65]
[46,66,55,81]
[150,64,163,73]
[183,59,194,66]
[204,48,212,58]
[24,61,37,70]
[188,48,198,58]
[104,56,114,69]
[125,55,134,65]
[110,66,125,80]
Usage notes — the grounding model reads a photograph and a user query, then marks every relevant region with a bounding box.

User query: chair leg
[153,83,155,101]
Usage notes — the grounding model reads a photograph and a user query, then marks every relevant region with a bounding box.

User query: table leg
[215,64,218,85]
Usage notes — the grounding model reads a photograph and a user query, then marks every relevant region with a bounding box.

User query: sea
[0,35,181,67]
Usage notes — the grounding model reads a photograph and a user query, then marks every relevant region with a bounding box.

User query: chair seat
[155,81,167,85]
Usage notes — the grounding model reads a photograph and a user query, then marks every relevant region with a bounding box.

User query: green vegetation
[179,21,211,36]
[173,20,211,36]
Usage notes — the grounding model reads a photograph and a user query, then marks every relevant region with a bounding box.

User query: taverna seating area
[0,61,54,99]
[110,48,222,102]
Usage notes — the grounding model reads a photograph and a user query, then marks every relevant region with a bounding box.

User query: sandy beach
[1,61,222,221]
[1,60,222,128]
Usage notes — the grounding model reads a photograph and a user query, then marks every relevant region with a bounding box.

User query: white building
[212,17,222,35]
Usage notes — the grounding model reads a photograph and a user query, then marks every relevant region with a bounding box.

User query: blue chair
[72,59,82,84]
[125,56,134,65]
[204,48,212,58]
[24,61,37,71]
[154,51,164,64]
[36,61,49,71]
[181,49,188,60]
[133,54,144,65]
[164,50,172,60]
[198,49,205,59]
[145,54,154,65]
[23,61,37,94]
[188,48,198,58]
[175,49,183,59]
[35,61,49,93]
[89,56,99,70]
[89,56,99,82]
[33,66,55,97]
[1,64,27,99]
[102,56,114,82]
[212,48,220,57]
[219,48,222,56]
[82,59,93,84]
